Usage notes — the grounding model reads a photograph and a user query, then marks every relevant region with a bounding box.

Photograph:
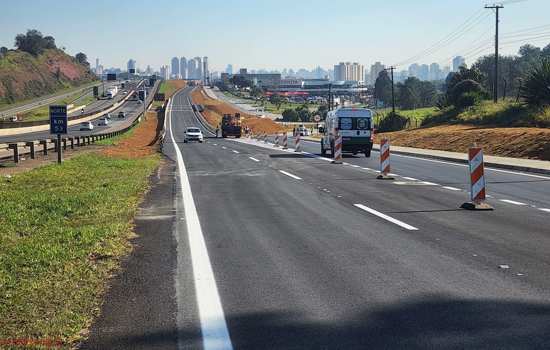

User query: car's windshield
[4,3,550,349]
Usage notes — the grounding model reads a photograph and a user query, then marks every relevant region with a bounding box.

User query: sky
[1,0,550,73]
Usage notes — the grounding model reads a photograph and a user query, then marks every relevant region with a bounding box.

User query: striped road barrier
[295,133,302,152]
[332,131,343,164]
[377,138,394,179]
[282,133,288,149]
[274,134,280,147]
[461,146,494,210]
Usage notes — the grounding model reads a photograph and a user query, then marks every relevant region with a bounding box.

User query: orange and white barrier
[264,133,268,143]
[461,147,493,210]
[274,134,280,147]
[332,131,342,164]
[282,133,288,149]
[376,138,394,179]
[295,133,302,152]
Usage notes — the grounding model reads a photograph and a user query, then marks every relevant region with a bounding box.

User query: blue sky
[1,0,549,72]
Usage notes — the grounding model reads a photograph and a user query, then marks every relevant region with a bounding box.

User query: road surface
[84,87,550,349]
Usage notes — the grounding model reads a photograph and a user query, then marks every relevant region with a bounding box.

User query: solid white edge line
[442,186,462,191]
[249,156,260,162]
[279,170,302,180]
[499,199,528,206]
[539,208,550,213]
[354,204,419,231]
[168,96,233,350]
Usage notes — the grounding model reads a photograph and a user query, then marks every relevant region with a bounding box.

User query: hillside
[0,48,96,106]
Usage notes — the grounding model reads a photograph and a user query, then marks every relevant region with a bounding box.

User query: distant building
[419,64,430,81]
[203,56,209,83]
[127,59,136,72]
[171,57,180,78]
[333,62,364,83]
[429,63,441,81]
[225,64,233,75]
[188,58,197,79]
[181,57,188,79]
[452,56,466,72]
[194,57,202,80]
[233,68,281,87]
[369,62,385,85]
[160,65,169,80]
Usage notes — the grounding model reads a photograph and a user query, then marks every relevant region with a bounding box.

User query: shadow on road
[85,295,550,349]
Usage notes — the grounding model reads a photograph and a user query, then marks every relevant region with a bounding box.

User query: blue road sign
[50,105,67,134]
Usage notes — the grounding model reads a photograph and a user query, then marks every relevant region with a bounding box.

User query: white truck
[319,107,374,158]
[106,86,118,99]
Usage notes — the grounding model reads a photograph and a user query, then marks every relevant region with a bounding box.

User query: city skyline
[1,0,549,72]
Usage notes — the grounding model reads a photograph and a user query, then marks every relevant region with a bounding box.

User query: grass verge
[0,152,160,346]
[19,91,96,122]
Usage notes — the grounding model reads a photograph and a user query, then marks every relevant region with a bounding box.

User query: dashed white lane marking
[354,204,419,231]
[499,199,528,206]
[249,157,260,162]
[232,150,240,154]
[442,186,462,191]
[420,181,439,186]
[402,177,418,181]
[540,208,550,213]
[221,146,227,149]
[279,170,302,180]
[168,97,233,350]
[213,143,218,146]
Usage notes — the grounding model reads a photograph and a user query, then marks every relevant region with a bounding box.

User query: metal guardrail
[0,80,159,165]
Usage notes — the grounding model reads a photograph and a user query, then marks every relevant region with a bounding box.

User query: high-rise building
[452,56,466,72]
[194,57,202,80]
[203,56,209,82]
[370,62,385,85]
[188,58,197,79]
[180,57,187,79]
[171,57,180,78]
[127,59,136,72]
[419,64,430,81]
[333,62,364,82]
[225,64,233,75]
[429,63,441,81]
[160,65,169,80]
[408,63,420,79]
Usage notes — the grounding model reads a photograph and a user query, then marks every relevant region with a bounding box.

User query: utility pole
[328,83,333,111]
[486,3,503,103]
[384,66,396,114]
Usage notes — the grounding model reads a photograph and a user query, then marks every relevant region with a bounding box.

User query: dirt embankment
[375,125,550,161]
[0,49,96,105]
[190,87,284,134]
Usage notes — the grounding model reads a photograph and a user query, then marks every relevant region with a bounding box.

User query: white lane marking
[381,151,550,180]
[213,143,218,146]
[249,157,260,162]
[499,199,527,206]
[279,170,302,180]
[388,173,400,177]
[232,150,240,154]
[442,186,462,191]
[540,208,550,213]
[221,146,227,149]
[167,98,233,350]
[420,181,439,186]
[354,204,419,231]
[402,177,418,181]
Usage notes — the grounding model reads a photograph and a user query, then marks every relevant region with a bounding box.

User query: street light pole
[384,66,396,114]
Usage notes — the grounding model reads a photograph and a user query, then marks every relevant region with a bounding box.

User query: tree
[520,58,550,107]
[75,52,89,66]
[229,75,251,88]
[14,29,56,56]
[250,86,263,98]
[374,70,392,107]
[0,46,7,58]
[269,94,284,110]
[281,109,299,122]
[295,105,311,122]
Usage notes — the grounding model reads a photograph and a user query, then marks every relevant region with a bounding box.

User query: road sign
[107,73,117,81]
[49,105,67,134]
[313,115,321,122]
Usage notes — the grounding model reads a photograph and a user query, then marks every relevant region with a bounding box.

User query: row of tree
[374,42,550,110]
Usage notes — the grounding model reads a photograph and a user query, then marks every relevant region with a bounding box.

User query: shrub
[520,58,550,107]
[377,112,408,132]
[456,91,483,109]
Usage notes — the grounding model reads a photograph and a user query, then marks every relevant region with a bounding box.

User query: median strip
[354,204,419,231]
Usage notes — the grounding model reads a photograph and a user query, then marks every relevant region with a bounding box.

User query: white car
[97,118,109,126]
[80,121,94,131]
[184,127,204,143]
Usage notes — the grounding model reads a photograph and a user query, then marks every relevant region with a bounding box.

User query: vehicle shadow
[84,295,550,349]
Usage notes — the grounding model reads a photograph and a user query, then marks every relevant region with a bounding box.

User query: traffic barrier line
[354,204,418,231]
[282,133,288,150]
[332,132,342,164]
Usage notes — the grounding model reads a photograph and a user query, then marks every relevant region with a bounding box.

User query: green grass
[19,91,97,122]
[96,126,137,146]
[0,152,160,346]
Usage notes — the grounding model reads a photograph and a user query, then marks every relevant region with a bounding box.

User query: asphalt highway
[0,82,146,144]
[86,87,550,349]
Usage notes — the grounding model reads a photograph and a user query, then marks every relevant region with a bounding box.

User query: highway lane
[161,87,550,349]
[0,82,148,144]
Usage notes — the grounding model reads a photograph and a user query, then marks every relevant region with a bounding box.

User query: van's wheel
[352,151,358,155]
[365,149,371,157]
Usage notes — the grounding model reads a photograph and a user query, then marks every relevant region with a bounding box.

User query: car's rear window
[188,128,200,132]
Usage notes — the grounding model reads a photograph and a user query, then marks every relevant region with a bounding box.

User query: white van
[319,107,374,157]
